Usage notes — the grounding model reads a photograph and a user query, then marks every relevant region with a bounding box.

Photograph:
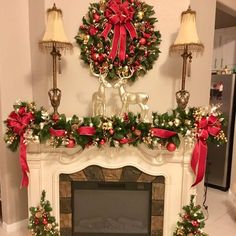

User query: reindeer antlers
[118,68,134,79]
[90,63,111,88]
[113,68,134,88]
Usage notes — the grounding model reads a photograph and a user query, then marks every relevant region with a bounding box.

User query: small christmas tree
[173,195,208,236]
[28,190,60,236]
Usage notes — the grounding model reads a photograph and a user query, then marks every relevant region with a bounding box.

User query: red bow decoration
[7,107,34,187]
[151,128,177,139]
[77,126,96,136]
[101,0,137,61]
[191,115,221,187]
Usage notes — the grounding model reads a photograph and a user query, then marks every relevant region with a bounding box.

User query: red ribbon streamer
[101,0,137,61]
[77,126,96,136]
[49,128,66,137]
[191,116,221,187]
[151,128,177,138]
[7,108,34,187]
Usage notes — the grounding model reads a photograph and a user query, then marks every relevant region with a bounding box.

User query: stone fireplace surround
[59,166,165,236]
[27,143,196,236]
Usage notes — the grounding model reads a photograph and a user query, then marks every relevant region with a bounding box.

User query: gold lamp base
[176,90,190,109]
[48,88,61,115]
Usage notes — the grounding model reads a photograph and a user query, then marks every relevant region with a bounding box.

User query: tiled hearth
[59,166,165,236]
[27,143,196,236]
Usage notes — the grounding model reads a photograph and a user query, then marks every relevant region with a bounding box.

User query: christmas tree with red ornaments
[173,195,208,236]
[28,190,60,236]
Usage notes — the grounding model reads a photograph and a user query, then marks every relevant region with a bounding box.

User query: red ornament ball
[183,214,189,220]
[67,139,75,148]
[98,54,105,62]
[34,218,39,225]
[191,220,199,227]
[100,139,106,145]
[109,129,114,135]
[52,113,60,122]
[166,142,176,152]
[42,218,48,225]
[139,38,147,45]
[91,53,99,61]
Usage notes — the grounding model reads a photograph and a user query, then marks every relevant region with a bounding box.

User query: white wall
[0,1,33,224]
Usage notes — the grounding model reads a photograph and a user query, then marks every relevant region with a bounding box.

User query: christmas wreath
[75,0,161,82]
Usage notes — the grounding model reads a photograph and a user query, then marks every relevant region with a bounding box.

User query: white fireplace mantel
[27,143,196,236]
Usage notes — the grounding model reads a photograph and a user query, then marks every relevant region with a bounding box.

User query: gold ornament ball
[123,65,129,73]
[97,42,103,48]
[35,211,42,218]
[46,223,52,230]
[137,11,144,20]
[83,35,90,44]
[78,33,85,40]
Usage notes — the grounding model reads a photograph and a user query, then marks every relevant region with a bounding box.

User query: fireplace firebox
[72,181,152,236]
[59,166,165,236]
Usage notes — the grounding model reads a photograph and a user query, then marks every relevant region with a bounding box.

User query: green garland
[4,101,226,152]
[75,0,161,82]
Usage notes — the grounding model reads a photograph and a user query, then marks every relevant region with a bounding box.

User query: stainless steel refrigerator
[205,74,236,191]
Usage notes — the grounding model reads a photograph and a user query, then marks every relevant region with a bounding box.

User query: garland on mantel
[4,101,227,187]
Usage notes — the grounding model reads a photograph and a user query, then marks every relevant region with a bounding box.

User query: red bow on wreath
[7,107,34,187]
[191,115,221,187]
[102,0,137,61]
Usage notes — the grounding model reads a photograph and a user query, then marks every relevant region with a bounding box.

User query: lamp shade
[170,7,204,54]
[39,4,73,51]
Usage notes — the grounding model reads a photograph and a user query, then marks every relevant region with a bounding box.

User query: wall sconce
[170,6,204,109]
[39,3,73,115]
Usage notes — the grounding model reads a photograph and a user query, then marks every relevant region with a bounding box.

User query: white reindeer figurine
[114,69,149,121]
[90,64,111,116]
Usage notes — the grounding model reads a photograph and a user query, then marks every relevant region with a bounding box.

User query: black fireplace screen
[72,181,152,236]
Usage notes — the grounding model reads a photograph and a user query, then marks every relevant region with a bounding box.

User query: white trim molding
[2,219,28,233]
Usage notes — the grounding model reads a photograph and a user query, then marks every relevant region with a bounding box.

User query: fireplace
[27,144,196,236]
[59,166,165,236]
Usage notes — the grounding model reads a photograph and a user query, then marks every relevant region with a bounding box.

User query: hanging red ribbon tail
[191,141,199,175]
[109,24,121,60]
[151,128,177,138]
[20,136,29,188]
[125,21,137,39]
[101,23,112,39]
[191,140,208,187]
[119,25,127,61]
